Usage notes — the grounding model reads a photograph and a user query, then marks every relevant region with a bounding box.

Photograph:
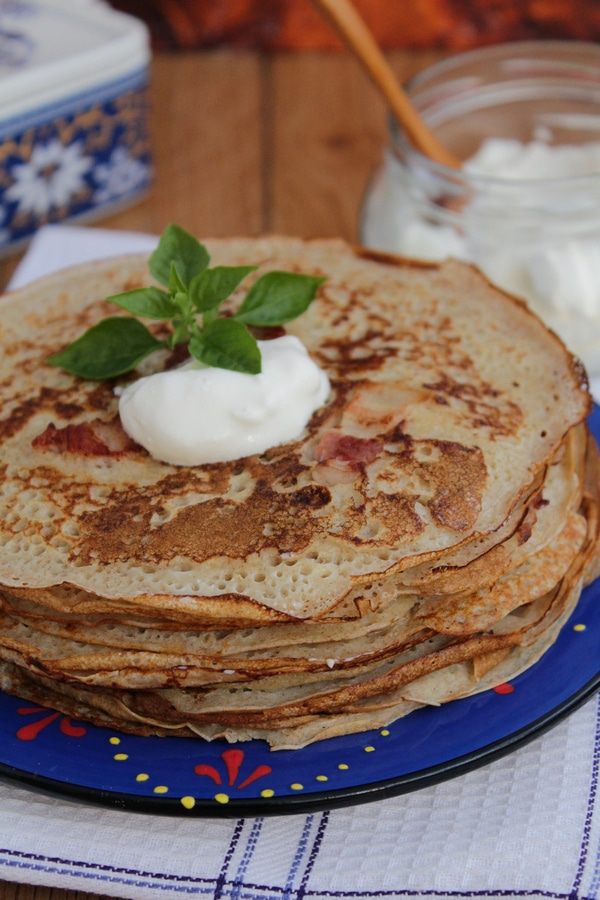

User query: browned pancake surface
[0,240,590,619]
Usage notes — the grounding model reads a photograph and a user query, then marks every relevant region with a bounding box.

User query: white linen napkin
[8,224,158,289]
[0,224,599,900]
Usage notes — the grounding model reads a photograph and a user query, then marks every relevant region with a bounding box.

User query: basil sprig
[48,224,326,379]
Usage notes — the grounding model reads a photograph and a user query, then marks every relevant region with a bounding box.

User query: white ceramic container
[0,0,152,255]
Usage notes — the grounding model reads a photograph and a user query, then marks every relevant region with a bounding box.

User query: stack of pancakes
[0,239,597,749]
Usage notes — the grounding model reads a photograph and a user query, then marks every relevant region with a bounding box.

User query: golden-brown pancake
[0,239,596,749]
[0,241,590,621]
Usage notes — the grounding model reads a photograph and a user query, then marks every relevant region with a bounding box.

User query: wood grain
[268,49,442,240]
[0,48,445,899]
[109,51,264,237]
[0,50,263,291]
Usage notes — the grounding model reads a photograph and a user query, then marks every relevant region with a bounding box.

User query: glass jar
[361,42,600,379]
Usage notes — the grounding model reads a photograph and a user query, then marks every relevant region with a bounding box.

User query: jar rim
[390,40,600,190]
[405,39,600,96]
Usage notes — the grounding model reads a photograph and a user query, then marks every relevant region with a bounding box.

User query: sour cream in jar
[361,42,600,381]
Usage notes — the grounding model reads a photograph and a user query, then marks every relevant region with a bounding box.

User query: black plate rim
[1,666,598,817]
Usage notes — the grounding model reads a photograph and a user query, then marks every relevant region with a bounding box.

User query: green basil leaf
[235,271,325,326]
[149,224,210,287]
[189,319,261,374]
[190,265,257,312]
[109,287,176,320]
[172,290,192,317]
[47,317,164,380]
[170,319,191,347]
[202,307,218,325]
[168,261,187,294]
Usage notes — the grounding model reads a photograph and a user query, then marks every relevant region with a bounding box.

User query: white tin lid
[0,0,150,121]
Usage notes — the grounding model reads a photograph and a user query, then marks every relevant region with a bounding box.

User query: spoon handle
[311,0,460,168]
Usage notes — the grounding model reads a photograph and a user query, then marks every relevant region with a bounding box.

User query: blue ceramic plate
[1,410,599,817]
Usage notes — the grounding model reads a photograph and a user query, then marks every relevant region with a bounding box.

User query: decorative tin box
[0,0,152,255]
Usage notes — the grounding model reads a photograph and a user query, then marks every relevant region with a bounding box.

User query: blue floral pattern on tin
[0,76,152,249]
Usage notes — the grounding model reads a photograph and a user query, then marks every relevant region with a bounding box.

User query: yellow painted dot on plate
[316,775,328,782]
[109,737,121,745]
[113,753,128,761]
[260,789,275,798]
[290,783,304,791]
[574,623,587,632]
[364,746,375,753]
[136,773,149,782]
[153,785,169,794]
[180,796,196,810]
[338,763,349,771]
[214,793,229,804]
[380,729,390,737]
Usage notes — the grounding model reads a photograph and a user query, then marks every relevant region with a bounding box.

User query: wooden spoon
[311,0,461,169]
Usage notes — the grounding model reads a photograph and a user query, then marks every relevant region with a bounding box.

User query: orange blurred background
[108,0,600,51]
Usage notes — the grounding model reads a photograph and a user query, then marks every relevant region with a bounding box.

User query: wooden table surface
[0,47,442,900]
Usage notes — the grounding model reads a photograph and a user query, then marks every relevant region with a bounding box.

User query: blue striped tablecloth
[0,695,599,900]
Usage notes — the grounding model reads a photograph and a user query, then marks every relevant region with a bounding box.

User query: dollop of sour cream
[118,335,330,466]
